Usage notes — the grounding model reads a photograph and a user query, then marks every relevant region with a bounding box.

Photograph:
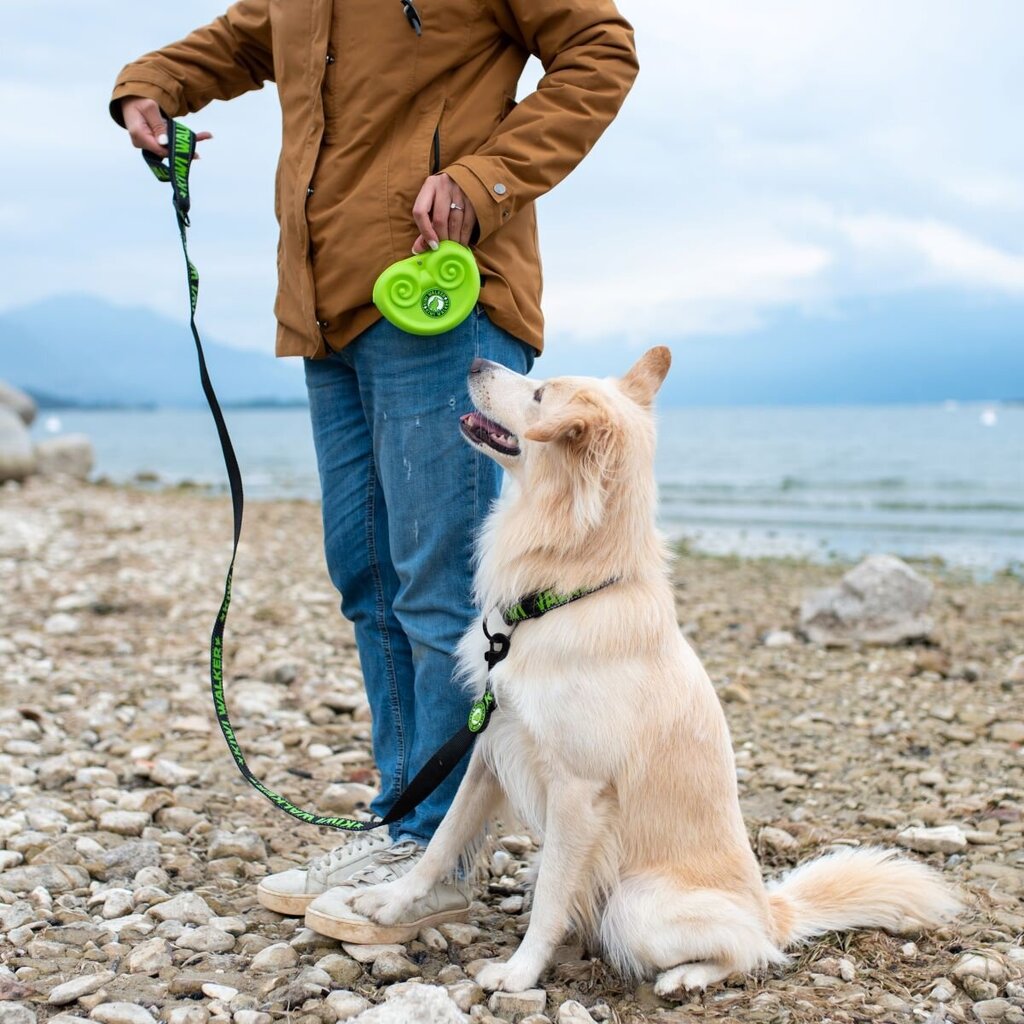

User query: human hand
[411,172,477,253]
[121,96,212,159]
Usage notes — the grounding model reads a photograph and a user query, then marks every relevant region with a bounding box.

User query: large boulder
[0,381,36,426]
[34,434,94,480]
[0,406,35,482]
[800,554,934,646]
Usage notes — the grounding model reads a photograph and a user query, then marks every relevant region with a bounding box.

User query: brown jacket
[112,0,637,358]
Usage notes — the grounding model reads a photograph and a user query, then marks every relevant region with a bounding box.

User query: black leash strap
[143,120,496,832]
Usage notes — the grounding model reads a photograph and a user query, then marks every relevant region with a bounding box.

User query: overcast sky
[3,1,1023,370]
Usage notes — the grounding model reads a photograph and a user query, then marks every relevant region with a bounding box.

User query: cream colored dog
[353,348,960,996]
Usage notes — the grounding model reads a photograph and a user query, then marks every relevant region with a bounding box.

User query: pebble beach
[1,478,1023,1024]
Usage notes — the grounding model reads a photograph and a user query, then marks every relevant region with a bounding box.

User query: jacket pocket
[430,99,447,175]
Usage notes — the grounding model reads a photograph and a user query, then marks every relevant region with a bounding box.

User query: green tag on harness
[372,241,480,336]
[468,690,496,734]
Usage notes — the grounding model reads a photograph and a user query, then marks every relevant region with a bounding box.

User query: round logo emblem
[467,700,487,734]
[421,288,451,319]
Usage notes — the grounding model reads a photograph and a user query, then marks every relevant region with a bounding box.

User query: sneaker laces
[345,840,423,886]
[308,831,392,883]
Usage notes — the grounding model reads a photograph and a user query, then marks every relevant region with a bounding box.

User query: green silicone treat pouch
[372,241,481,336]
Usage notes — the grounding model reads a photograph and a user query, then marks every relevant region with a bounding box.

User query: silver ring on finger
[450,202,464,211]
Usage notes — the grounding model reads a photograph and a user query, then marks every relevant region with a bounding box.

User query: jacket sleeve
[110,0,273,126]
[443,0,638,241]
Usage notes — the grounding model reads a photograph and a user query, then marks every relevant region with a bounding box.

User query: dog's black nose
[470,357,496,374]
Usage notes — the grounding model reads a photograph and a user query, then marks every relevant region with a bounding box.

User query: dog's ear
[524,405,590,444]
[620,346,672,406]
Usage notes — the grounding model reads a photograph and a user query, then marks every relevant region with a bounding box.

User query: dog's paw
[351,883,412,925]
[654,961,729,997]
[475,957,541,993]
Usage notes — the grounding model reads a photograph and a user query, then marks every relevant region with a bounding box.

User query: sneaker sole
[304,903,470,944]
[256,884,321,917]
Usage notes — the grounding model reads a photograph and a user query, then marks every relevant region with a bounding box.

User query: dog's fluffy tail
[767,846,961,948]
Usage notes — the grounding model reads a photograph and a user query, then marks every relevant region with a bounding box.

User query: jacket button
[493,183,507,195]
[307,186,315,196]
[317,320,329,330]
[325,54,336,64]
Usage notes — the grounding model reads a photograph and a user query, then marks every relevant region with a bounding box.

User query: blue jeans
[304,309,534,844]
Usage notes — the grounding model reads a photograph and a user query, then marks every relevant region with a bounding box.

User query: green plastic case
[372,240,481,336]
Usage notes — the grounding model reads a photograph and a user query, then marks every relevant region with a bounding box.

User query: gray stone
[44,613,80,635]
[897,825,967,854]
[445,982,484,1012]
[97,811,150,837]
[991,721,1024,743]
[174,925,235,953]
[89,1005,157,1024]
[149,892,214,925]
[972,1000,1015,1023]
[341,943,406,965]
[233,1014,272,1024]
[953,953,1007,985]
[0,406,35,483]
[439,923,480,947]
[557,1003,596,1024]
[488,990,547,1017]
[123,937,172,974]
[200,984,238,1002]
[370,951,421,983]
[0,1005,37,1024]
[47,972,116,1006]
[34,436,94,481]
[324,992,371,1022]
[97,841,162,880]
[0,381,37,425]
[321,783,377,815]
[799,554,934,646]
[759,826,799,853]
[0,864,89,893]
[207,829,266,862]
[314,954,364,988]
[166,1008,209,1024]
[250,942,298,972]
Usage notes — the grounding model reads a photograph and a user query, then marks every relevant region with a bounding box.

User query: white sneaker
[304,840,472,943]
[256,831,395,915]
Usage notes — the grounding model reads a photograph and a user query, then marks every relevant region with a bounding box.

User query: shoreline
[78,474,1024,583]
[2,477,1022,1023]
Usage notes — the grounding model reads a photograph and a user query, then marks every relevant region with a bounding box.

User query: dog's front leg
[353,746,501,924]
[477,776,608,993]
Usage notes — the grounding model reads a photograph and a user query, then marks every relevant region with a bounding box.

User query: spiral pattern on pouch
[435,253,467,290]
[386,272,419,309]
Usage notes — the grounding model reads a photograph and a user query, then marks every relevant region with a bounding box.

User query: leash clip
[484,631,510,671]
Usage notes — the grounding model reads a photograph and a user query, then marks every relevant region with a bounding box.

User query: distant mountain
[542,290,1024,406]
[656,291,1024,407]
[0,294,307,408]
[2,290,1023,408]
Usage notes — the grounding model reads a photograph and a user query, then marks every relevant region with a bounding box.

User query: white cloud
[837,215,1024,294]
[1,1,1023,353]
[542,226,831,343]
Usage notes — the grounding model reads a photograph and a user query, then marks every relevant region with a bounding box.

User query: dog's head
[460,347,671,535]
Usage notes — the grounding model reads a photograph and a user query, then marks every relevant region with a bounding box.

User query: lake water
[30,403,1024,574]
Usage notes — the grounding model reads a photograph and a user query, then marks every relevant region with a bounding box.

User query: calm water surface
[31,403,1024,573]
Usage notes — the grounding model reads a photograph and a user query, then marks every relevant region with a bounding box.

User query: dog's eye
[533,388,544,403]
